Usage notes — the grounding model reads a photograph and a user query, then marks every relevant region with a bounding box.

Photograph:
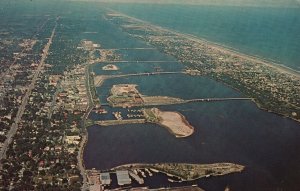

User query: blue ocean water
[109,4,300,70]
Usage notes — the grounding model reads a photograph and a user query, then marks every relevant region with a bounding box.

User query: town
[0,15,89,190]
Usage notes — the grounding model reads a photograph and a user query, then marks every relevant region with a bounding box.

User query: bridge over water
[186,98,253,103]
[94,71,185,86]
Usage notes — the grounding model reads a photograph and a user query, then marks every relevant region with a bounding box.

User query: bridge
[97,98,253,109]
[106,71,184,79]
[105,47,156,51]
[97,60,180,63]
[186,97,253,103]
[94,71,184,86]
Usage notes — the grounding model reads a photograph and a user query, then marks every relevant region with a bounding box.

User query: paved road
[77,64,93,191]
[0,18,58,163]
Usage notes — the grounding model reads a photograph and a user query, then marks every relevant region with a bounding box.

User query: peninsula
[107,84,185,107]
[95,107,194,138]
[113,163,245,181]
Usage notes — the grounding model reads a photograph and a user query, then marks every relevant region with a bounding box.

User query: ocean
[109,4,300,71]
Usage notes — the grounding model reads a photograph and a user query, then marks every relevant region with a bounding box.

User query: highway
[0,17,58,162]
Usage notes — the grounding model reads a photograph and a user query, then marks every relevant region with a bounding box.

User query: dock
[129,170,144,184]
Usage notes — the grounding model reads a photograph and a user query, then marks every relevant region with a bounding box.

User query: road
[77,133,89,191]
[77,64,93,191]
[0,17,58,162]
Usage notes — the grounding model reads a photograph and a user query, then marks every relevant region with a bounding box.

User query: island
[144,108,194,137]
[102,64,119,71]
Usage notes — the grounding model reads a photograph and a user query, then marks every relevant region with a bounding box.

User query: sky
[67,0,300,7]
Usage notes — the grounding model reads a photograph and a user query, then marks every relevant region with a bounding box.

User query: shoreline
[148,108,194,138]
[78,63,97,191]
[106,9,300,79]
[211,76,300,123]
[106,10,300,123]
[179,32,300,78]
[157,111,194,138]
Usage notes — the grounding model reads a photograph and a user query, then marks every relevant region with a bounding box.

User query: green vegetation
[113,163,245,181]
[143,108,158,122]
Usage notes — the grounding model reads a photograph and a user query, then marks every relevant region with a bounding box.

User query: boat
[112,112,122,120]
[140,170,146,178]
[95,108,108,114]
[167,178,175,183]
[150,168,159,173]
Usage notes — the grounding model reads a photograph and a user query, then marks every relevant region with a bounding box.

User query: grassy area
[143,108,158,122]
